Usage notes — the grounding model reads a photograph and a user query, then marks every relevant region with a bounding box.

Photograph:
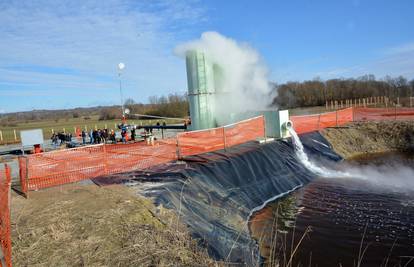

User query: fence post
[0,130,2,142]
[352,106,355,122]
[103,144,108,175]
[335,110,338,127]
[176,137,181,160]
[13,129,17,141]
[5,163,11,202]
[222,127,227,151]
[317,114,321,130]
[395,104,397,120]
[1,163,12,267]
[18,156,29,198]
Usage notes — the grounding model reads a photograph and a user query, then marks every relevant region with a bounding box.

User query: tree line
[2,74,414,125]
[0,93,189,125]
[272,75,414,109]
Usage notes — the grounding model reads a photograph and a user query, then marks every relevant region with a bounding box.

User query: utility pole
[118,63,125,118]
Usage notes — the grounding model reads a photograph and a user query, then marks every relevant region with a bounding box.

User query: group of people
[51,132,73,147]
[80,129,114,145]
[51,125,139,148]
[80,126,136,145]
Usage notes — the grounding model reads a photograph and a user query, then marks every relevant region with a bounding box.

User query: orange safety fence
[354,107,414,121]
[177,116,265,157]
[18,141,177,195]
[290,107,414,135]
[0,164,12,267]
[18,116,266,195]
[290,108,354,135]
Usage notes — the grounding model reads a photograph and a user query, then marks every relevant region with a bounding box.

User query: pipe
[282,120,293,131]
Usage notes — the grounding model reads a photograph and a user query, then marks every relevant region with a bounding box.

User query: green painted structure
[185,51,217,130]
[185,50,291,138]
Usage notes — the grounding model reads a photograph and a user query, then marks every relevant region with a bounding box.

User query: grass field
[0,115,178,145]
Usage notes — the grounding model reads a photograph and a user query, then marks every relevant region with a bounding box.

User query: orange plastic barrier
[177,116,265,157]
[290,108,354,134]
[354,107,414,121]
[18,142,177,195]
[19,116,266,194]
[0,164,12,267]
[291,107,414,135]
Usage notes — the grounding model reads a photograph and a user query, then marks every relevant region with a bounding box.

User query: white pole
[118,63,125,118]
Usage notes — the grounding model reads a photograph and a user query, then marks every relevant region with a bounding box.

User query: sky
[0,0,413,113]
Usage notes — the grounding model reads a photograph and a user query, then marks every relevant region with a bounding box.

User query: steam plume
[175,32,274,123]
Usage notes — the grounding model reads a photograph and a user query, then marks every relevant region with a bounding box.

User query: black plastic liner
[93,132,341,265]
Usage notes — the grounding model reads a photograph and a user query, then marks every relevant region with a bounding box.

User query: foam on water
[288,126,414,192]
[288,127,353,178]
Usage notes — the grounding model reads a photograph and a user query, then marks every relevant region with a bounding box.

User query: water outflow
[287,126,414,192]
[287,126,352,178]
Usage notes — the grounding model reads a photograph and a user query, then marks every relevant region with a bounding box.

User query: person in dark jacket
[81,130,86,145]
[131,127,136,142]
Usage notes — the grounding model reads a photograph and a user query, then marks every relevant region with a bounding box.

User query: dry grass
[11,184,219,267]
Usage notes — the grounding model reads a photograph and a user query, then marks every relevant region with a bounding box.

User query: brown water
[250,153,414,267]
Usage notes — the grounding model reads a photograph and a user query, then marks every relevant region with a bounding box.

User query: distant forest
[273,75,414,109]
[0,93,189,126]
[1,75,414,125]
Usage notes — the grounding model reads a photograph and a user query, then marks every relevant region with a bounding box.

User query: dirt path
[11,184,216,266]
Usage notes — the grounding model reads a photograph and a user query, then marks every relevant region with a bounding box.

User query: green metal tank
[185,51,217,130]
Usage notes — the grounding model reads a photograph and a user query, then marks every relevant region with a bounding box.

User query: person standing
[81,130,86,145]
[131,127,136,142]
[121,129,126,144]
[89,129,94,144]
[110,129,116,144]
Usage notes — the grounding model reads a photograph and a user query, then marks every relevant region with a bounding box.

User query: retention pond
[250,152,414,266]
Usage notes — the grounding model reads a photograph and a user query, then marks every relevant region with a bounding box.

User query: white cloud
[0,0,207,107]
[314,42,414,80]
[383,42,414,55]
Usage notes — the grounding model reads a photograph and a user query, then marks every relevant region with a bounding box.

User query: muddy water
[249,153,414,267]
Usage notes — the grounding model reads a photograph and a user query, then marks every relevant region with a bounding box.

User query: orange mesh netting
[0,164,12,267]
[224,116,265,148]
[290,107,414,135]
[19,116,266,194]
[19,142,177,193]
[290,108,354,135]
[177,116,265,157]
[17,108,414,194]
[354,107,414,121]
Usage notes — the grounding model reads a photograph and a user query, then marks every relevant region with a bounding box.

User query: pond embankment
[321,120,414,159]
[11,184,217,266]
